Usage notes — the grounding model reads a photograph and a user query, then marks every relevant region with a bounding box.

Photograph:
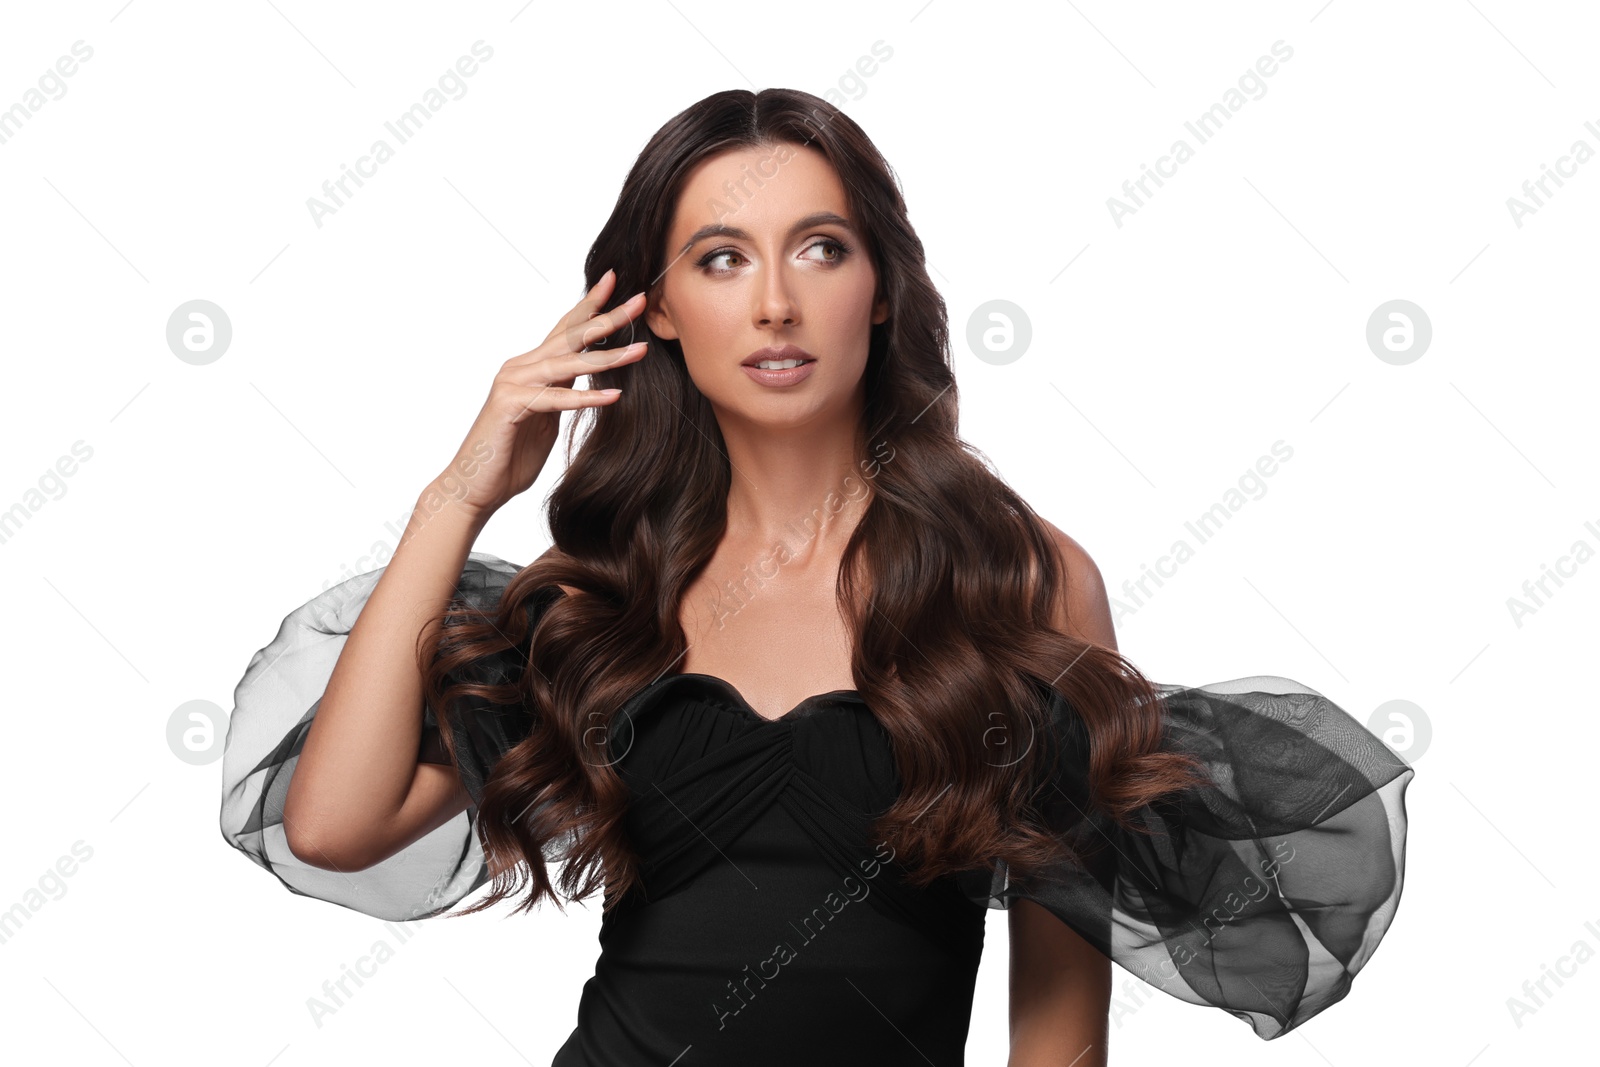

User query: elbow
[283,808,377,872]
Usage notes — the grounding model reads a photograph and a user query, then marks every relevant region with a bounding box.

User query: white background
[1,1,1594,1064]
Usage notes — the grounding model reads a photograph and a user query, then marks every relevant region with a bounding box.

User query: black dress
[219,553,1413,1063]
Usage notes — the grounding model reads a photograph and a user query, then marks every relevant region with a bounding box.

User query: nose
[754,262,798,327]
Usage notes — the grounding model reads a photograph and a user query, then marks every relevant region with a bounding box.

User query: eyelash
[695,237,854,274]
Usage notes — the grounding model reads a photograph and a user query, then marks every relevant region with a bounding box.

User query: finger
[505,340,648,381]
[502,382,622,423]
[510,294,647,369]
[561,291,647,355]
[545,269,618,345]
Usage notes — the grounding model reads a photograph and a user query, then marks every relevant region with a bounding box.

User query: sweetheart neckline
[658,671,865,724]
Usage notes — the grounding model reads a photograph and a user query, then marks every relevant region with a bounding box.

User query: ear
[645,291,679,341]
[871,290,890,326]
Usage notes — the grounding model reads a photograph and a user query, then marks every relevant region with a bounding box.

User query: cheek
[671,291,745,386]
[836,268,883,323]
[814,283,879,342]
[676,287,746,341]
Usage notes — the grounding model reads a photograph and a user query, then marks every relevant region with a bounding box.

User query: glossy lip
[740,360,816,387]
[740,343,814,367]
[736,342,812,388]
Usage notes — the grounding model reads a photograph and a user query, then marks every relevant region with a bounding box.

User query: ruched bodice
[554,672,986,1064]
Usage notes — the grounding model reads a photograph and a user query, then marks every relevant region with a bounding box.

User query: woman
[220,88,1413,1065]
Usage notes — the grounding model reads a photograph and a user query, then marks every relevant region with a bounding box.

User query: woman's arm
[281,479,492,872]
[258,271,643,881]
[1007,521,1115,1067]
[1008,900,1111,1067]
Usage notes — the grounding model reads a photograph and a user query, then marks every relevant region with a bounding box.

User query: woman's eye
[698,249,744,273]
[801,237,852,264]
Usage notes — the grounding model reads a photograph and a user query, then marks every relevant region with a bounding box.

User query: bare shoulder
[1037,518,1101,583]
[1035,517,1116,650]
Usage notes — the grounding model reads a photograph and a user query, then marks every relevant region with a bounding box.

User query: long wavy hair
[421,87,1207,918]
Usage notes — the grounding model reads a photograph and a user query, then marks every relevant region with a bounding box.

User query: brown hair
[421,87,1207,918]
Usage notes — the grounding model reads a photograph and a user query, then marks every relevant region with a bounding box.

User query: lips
[741,344,814,367]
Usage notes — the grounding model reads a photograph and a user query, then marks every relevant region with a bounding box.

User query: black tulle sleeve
[956,675,1413,1040]
[218,551,547,922]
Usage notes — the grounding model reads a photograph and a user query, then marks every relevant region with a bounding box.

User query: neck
[716,404,873,561]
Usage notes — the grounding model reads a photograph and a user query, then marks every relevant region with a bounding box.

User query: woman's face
[646,143,888,425]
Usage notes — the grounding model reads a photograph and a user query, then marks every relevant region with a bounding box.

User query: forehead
[668,143,855,239]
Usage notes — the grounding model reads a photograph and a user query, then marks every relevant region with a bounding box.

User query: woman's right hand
[442,268,649,520]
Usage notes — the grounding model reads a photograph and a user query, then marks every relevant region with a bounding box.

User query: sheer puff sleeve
[219,551,553,922]
[957,675,1413,1040]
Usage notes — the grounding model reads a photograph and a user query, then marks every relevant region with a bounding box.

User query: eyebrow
[676,211,856,258]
